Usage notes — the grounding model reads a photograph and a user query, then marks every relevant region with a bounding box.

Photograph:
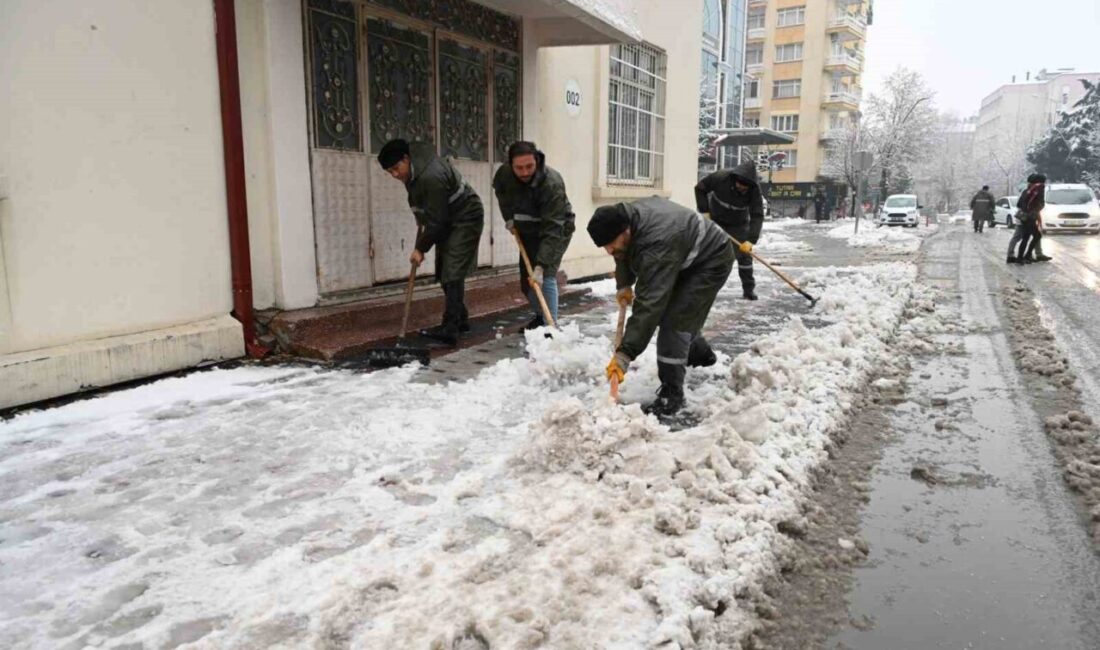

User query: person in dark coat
[379,138,485,346]
[590,198,734,417]
[970,185,995,233]
[694,160,766,300]
[493,141,576,330]
[813,187,827,223]
[1007,174,1047,264]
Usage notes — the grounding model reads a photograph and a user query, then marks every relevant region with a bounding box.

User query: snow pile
[0,262,923,650]
[520,399,661,477]
[826,222,927,253]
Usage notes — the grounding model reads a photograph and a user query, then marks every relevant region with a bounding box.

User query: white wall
[535,0,703,280]
[0,1,234,352]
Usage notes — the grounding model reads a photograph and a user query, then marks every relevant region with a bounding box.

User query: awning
[474,0,642,46]
[713,128,796,148]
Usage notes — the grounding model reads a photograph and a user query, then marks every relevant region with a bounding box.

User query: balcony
[822,89,860,110]
[748,0,767,7]
[744,97,762,110]
[825,50,862,75]
[826,13,867,39]
[747,26,766,41]
[745,61,764,75]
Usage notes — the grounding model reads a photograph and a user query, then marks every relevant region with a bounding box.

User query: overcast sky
[861,0,1100,117]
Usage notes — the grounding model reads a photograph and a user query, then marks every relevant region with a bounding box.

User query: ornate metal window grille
[438,39,488,161]
[368,0,520,51]
[308,0,361,151]
[493,51,521,164]
[366,18,433,152]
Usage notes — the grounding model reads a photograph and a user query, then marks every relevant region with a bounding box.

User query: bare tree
[821,118,867,216]
[918,113,979,213]
[863,68,938,205]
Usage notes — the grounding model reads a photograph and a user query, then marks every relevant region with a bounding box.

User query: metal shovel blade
[348,340,431,369]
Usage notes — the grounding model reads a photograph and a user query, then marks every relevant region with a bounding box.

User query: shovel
[728,235,819,308]
[610,301,627,402]
[354,262,431,368]
[513,230,556,328]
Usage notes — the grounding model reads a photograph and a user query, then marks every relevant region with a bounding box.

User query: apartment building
[974,68,1100,193]
[742,0,871,184]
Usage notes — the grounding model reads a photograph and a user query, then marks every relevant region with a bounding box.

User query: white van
[1042,184,1100,234]
[878,194,921,228]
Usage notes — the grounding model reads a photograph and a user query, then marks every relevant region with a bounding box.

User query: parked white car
[1041,184,1100,234]
[950,209,972,225]
[993,196,1016,227]
[878,194,921,227]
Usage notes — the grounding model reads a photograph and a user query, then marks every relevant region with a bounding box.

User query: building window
[776,148,798,167]
[746,46,763,65]
[744,117,760,128]
[775,43,803,63]
[776,6,806,27]
[770,114,800,132]
[746,79,760,99]
[773,79,801,99]
[609,42,667,186]
[747,10,765,30]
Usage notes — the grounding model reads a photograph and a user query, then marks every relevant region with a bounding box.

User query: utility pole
[854,150,874,235]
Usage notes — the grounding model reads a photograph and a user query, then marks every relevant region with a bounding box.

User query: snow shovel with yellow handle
[513,230,556,328]
[727,234,819,308]
[610,301,627,402]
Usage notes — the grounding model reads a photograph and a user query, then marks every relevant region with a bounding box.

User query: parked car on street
[950,209,972,225]
[878,194,921,228]
[992,196,1016,227]
[1041,184,1100,235]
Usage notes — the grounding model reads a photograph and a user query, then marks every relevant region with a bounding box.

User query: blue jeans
[527,274,559,324]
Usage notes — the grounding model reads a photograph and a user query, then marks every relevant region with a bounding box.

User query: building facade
[0,0,706,408]
[698,0,748,176]
[741,0,870,184]
[974,69,1100,194]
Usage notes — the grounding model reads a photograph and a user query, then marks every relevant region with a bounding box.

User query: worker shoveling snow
[0,263,925,650]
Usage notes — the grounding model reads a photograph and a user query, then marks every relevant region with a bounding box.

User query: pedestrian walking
[970,185,995,233]
[379,139,485,346]
[814,188,827,223]
[492,141,575,331]
[590,198,734,417]
[694,160,765,300]
[1007,174,1048,264]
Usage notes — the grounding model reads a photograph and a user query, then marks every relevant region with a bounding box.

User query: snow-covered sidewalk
[0,262,921,649]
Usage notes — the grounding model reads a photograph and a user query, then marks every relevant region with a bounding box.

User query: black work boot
[1007,255,1018,264]
[743,290,758,301]
[420,282,463,347]
[687,336,717,368]
[521,315,545,331]
[644,384,685,417]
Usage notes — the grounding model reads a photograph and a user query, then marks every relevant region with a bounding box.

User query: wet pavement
[829,226,1100,650]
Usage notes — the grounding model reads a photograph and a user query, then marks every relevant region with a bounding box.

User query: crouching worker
[589,198,734,417]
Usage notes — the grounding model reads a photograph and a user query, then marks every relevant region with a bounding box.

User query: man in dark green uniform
[493,141,575,330]
[970,184,995,233]
[379,139,485,346]
[590,198,734,417]
[694,161,766,300]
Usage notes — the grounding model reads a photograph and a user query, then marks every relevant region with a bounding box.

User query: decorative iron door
[437,37,492,266]
[306,0,374,294]
[365,17,436,283]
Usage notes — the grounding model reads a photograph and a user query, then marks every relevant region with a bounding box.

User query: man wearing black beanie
[379,138,485,346]
[590,197,734,417]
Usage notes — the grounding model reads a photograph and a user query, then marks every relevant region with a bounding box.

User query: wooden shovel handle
[610,302,627,402]
[513,230,556,328]
[399,262,417,339]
